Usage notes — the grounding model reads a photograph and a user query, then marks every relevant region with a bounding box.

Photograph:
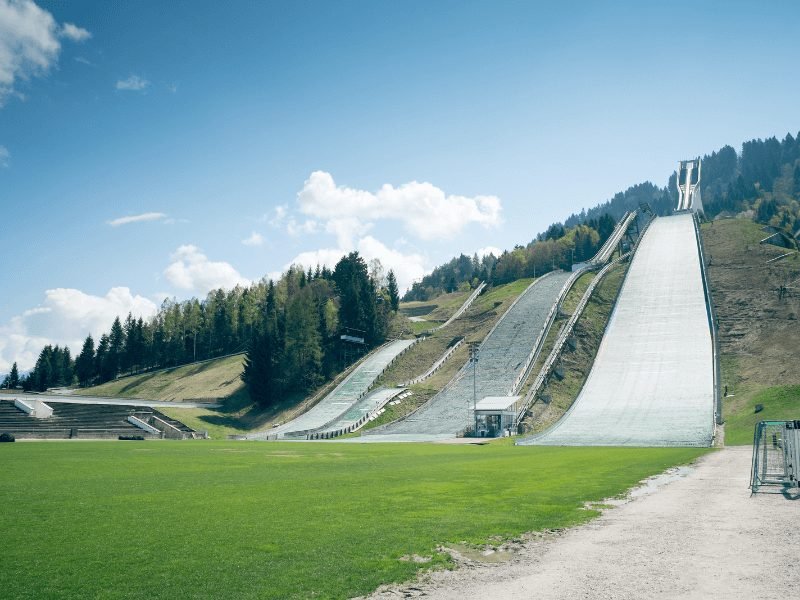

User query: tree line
[403,254,497,302]
[699,133,800,231]
[403,212,619,300]
[13,253,400,404]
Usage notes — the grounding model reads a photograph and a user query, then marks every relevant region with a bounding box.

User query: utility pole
[468,341,480,436]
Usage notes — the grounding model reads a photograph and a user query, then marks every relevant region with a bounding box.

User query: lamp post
[468,341,480,436]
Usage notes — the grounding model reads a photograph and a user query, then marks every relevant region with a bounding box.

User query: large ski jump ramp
[364,272,574,441]
[521,213,714,447]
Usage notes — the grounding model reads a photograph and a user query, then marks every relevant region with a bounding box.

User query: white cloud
[116,74,149,91]
[265,204,288,227]
[286,218,319,237]
[74,56,92,66]
[297,171,502,243]
[0,0,60,105]
[0,287,157,372]
[241,232,265,247]
[287,235,427,293]
[322,217,370,248]
[476,246,502,258]
[0,144,8,167]
[60,22,90,42]
[164,245,250,295]
[108,212,167,227]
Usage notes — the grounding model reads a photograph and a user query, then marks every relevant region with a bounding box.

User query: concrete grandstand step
[0,399,159,439]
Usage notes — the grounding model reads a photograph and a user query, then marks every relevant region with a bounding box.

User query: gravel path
[364,447,799,599]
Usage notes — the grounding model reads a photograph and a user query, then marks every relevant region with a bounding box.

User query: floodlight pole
[468,341,480,436]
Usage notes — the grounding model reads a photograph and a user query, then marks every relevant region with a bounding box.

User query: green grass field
[0,442,706,599]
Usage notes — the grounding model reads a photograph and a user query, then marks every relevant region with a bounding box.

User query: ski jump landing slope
[521,213,714,447]
[363,272,574,441]
[247,339,415,440]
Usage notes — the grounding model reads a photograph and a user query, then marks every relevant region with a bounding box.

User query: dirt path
[365,447,799,600]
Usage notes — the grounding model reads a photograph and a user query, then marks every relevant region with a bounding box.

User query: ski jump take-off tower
[677,158,703,213]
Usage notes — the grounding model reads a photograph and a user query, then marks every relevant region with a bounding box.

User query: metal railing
[419,282,487,336]
[589,211,637,265]
[750,420,800,492]
[692,213,722,428]
[398,338,465,387]
[509,269,587,396]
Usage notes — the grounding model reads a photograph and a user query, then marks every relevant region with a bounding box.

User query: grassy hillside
[0,441,706,600]
[702,218,800,444]
[82,354,247,401]
[723,385,800,445]
[399,288,472,322]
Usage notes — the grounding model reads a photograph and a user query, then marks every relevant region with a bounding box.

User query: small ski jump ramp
[247,339,415,440]
[521,213,714,447]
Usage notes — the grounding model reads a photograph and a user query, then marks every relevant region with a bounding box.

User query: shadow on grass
[401,304,438,317]
[116,372,162,394]
[176,359,227,380]
[195,388,309,432]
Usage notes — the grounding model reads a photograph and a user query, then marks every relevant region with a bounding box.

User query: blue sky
[1,0,799,372]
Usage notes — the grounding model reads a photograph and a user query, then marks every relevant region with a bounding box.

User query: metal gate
[750,420,800,492]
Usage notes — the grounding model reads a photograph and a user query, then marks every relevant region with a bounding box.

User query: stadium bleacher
[0,399,199,440]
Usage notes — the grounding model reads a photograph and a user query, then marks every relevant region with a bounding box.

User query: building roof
[475,396,521,411]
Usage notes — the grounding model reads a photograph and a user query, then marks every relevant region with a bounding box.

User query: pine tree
[241,329,279,407]
[107,317,124,380]
[793,164,800,199]
[9,362,20,389]
[76,336,96,387]
[58,346,74,387]
[386,270,400,312]
[283,288,323,391]
[32,346,53,392]
[96,334,113,383]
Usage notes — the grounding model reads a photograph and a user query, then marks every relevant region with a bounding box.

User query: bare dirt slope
[702,218,800,417]
[364,447,798,600]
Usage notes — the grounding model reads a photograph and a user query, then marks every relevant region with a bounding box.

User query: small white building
[474,396,521,437]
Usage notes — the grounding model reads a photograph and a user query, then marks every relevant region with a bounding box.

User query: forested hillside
[404,131,800,300]
[16,254,401,408]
